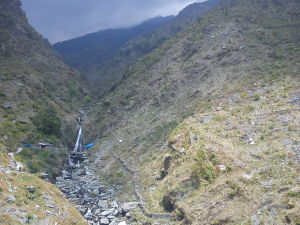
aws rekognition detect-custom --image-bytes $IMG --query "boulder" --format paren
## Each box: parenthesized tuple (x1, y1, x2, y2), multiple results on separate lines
(98, 200, 109, 209)
(26, 186, 36, 193)
(101, 209, 114, 216)
(2, 102, 12, 109)
(6, 195, 16, 203)
(121, 202, 139, 213)
(100, 218, 110, 225)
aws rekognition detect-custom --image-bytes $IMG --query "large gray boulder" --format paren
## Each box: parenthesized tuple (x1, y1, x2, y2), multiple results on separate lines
(121, 202, 139, 213)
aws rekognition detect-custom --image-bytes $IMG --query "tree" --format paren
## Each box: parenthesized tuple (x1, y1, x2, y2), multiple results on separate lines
(33, 105, 62, 137)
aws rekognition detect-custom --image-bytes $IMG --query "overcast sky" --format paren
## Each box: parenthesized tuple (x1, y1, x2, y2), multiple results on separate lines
(21, 0, 203, 44)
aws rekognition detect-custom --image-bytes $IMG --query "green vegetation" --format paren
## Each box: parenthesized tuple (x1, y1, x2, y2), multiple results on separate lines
(191, 149, 216, 185)
(33, 105, 62, 137)
(16, 147, 68, 178)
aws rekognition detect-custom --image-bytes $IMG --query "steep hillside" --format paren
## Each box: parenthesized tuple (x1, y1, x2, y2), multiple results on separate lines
(53, 16, 175, 74)
(85, 0, 300, 224)
(0, 146, 87, 225)
(55, 0, 220, 97)
(0, 0, 87, 177)
(0, 0, 88, 223)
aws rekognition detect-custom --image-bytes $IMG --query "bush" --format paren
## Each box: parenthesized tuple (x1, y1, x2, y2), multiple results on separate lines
(191, 149, 216, 186)
(33, 105, 62, 137)
(84, 95, 92, 103)
(16, 148, 68, 178)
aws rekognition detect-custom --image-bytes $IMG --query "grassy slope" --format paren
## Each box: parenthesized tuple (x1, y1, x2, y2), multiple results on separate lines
(0, 145, 87, 225)
(0, 1, 87, 223)
(0, 0, 86, 176)
(86, 0, 300, 223)
(141, 74, 300, 225)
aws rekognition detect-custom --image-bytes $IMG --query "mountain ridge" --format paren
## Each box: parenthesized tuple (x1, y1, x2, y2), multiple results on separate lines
(54, 0, 221, 96)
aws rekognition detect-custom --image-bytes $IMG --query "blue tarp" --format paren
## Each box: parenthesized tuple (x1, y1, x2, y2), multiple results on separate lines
(83, 143, 96, 149)
(23, 143, 31, 147)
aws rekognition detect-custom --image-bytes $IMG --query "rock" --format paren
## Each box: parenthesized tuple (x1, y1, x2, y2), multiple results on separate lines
(3, 135, 8, 140)
(46, 204, 55, 208)
(100, 218, 110, 225)
(101, 209, 114, 216)
(46, 210, 52, 215)
(234, 161, 247, 167)
(289, 187, 300, 194)
(121, 202, 139, 213)
(109, 221, 118, 225)
(118, 222, 127, 225)
(6, 195, 16, 203)
(98, 200, 109, 209)
(2, 102, 12, 109)
(243, 173, 253, 179)
(26, 186, 36, 193)
(200, 115, 213, 124)
(217, 164, 227, 171)
(179, 148, 185, 154)
(189, 132, 198, 144)
(289, 95, 300, 103)
(160, 154, 172, 179)
(91, 188, 100, 196)
(79, 169, 87, 176)
(125, 212, 131, 218)
(216, 106, 222, 111)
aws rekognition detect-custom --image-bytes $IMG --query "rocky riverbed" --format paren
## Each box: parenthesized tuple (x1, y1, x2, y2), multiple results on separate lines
(55, 158, 139, 225)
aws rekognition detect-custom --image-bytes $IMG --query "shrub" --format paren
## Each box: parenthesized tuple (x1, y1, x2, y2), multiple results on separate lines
(84, 95, 92, 103)
(191, 149, 216, 186)
(33, 105, 61, 137)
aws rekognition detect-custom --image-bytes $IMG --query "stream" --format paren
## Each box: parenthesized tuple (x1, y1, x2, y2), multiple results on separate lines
(55, 114, 139, 225)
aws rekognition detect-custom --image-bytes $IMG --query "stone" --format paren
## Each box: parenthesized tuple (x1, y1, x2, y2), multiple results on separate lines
(2, 102, 12, 109)
(216, 106, 222, 111)
(179, 148, 185, 154)
(118, 222, 127, 225)
(46, 204, 55, 208)
(125, 212, 131, 218)
(101, 209, 114, 216)
(121, 202, 139, 213)
(91, 189, 100, 196)
(3, 135, 8, 140)
(98, 200, 109, 209)
(109, 221, 118, 225)
(217, 164, 227, 171)
(189, 132, 198, 144)
(100, 218, 110, 225)
(26, 186, 36, 193)
(6, 195, 16, 203)
(243, 173, 253, 179)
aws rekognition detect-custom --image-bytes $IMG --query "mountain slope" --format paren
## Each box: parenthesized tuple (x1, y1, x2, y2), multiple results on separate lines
(85, 0, 300, 224)
(53, 16, 175, 73)
(55, 0, 220, 97)
(0, 0, 88, 223)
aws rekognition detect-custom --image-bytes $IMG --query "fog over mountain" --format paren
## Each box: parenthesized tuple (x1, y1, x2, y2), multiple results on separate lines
(21, 0, 204, 43)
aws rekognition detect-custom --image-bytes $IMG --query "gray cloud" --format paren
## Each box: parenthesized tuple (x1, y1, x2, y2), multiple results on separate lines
(21, 0, 203, 43)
